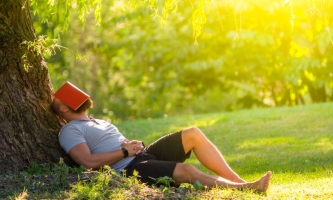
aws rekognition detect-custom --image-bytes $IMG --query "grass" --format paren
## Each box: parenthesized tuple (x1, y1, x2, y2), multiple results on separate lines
(1, 102, 333, 199)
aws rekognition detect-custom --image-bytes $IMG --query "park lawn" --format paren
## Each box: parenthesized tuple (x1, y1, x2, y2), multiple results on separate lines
(2, 102, 333, 199)
(117, 102, 333, 199)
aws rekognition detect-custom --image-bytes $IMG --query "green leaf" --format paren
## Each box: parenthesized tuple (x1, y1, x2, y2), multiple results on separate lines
(193, 180, 203, 190)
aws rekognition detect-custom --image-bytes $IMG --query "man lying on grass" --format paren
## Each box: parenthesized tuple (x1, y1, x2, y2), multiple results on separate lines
(52, 82, 272, 192)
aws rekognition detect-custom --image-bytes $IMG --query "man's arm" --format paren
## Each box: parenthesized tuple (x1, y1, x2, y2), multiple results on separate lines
(68, 141, 144, 169)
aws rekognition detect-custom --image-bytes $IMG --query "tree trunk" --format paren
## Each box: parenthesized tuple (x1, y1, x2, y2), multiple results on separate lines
(0, 0, 73, 174)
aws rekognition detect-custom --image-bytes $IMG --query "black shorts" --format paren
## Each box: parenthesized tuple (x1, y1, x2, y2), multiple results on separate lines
(124, 130, 191, 186)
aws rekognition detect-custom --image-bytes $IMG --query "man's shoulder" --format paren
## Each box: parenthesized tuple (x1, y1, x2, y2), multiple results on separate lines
(61, 121, 81, 130)
(59, 121, 85, 136)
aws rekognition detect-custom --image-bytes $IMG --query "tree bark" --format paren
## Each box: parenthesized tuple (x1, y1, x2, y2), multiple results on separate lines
(0, 0, 73, 174)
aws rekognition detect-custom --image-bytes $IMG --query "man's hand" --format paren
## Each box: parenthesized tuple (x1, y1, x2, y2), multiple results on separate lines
(122, 140, 145, 156)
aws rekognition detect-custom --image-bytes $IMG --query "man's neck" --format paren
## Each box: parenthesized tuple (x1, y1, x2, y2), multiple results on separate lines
(65, 112, 89, 123)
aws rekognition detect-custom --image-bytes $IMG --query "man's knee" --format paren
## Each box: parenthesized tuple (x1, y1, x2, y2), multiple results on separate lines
(182, 126, 206, 143)
(187, 126, 200, 132)
(173, 163, 200, 184)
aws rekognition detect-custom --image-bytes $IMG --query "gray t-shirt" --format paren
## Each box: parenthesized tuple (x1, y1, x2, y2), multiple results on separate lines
(58, 119, 135, 173)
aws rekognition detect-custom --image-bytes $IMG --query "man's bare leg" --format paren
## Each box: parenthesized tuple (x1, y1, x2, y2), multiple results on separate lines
(173, 163, 272, 192)
(181, 127, 246, 183)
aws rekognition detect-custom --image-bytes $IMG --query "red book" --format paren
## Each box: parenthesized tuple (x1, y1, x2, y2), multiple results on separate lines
(54, 82, 90, 110)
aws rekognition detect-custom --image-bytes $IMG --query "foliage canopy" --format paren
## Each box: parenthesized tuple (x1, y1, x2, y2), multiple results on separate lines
(29, 0, 333, 121)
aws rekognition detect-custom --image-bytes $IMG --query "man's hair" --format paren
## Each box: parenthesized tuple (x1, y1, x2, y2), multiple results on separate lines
(51, 99, 62, 115)
(70, 98, 94, 113)
(51, 98, 94, 114)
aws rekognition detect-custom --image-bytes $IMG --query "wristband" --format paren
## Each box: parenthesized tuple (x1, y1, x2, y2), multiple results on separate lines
(121, 147, 129, 158)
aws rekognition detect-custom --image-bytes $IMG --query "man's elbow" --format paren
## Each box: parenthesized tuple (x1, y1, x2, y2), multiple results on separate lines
(72, 157, 101, 170)
(81, 163, 95, 170)
(81, 161, 102, 170)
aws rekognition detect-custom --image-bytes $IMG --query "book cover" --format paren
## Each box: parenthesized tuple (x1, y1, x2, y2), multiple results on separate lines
(54, 81, 90, 110)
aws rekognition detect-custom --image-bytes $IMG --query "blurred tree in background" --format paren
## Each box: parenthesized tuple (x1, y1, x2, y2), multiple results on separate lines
(39, 0, 333, 121)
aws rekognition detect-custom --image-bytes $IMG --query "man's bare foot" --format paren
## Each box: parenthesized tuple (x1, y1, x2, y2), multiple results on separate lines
(245, 171, 272, 192)
(251, 171, 272, 192)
